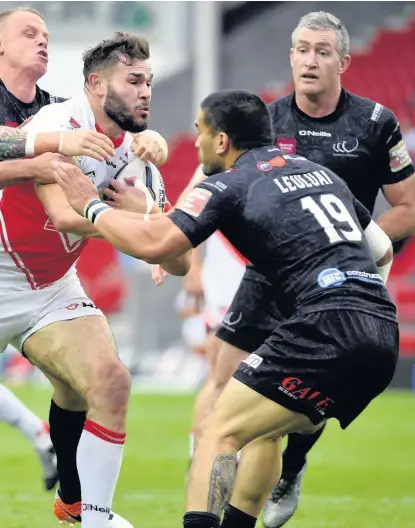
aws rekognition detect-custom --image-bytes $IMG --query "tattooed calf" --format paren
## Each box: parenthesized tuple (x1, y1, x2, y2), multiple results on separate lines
(207, 454, 237, 517)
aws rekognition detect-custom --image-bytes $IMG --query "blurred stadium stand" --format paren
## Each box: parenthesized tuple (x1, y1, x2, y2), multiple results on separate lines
(0, 1, 413, 389)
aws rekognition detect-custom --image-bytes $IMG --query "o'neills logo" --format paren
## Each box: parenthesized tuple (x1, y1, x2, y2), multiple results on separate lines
(83, 504, 111, 513)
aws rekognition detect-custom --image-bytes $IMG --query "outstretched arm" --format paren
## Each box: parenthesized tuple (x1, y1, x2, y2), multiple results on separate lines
(0, 126, 114, 161)
(53, 160, 192, 272)
(91, 208, 192, 263)
(54, 161, 229, 268)
(0, 126, 115, 188)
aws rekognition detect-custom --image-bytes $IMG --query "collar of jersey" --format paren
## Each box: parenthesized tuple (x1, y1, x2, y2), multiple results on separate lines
(291, 88, 348, 123)
(233, 146, 277, 169)
(95, 123, 125, 149)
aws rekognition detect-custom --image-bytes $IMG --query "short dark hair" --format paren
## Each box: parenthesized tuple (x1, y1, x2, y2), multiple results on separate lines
(0, 6, 44, 26)
(200, 90, 274, 150)
(83, 32, 150, 84)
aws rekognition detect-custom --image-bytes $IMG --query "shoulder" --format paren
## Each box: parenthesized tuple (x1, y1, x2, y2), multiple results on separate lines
(198, 168, 239, 190)
(23, 98, 79, 133)
(194, 168, 244, 205)
(31, 99, 71, 120)
(344, 91, 398, 133)
(36, 86, 67, 104)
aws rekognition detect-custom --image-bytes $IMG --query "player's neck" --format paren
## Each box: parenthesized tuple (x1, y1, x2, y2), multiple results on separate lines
(0, 66, 38, 103)
(295, 85, 342, 118)
(225, 149, 248, 169)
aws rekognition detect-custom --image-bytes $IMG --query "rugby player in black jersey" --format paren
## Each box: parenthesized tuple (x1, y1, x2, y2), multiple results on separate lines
(204, 12, 414, 528)
(52, 88, 399, 528)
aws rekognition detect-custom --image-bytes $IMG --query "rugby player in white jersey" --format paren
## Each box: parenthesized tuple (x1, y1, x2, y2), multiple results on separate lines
(0, 6, 169, 508)
(0, 31, 188, 527)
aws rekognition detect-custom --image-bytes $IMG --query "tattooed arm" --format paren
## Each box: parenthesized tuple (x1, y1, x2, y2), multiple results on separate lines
(0, 126, 28, 160)
(0, 127, 62, 188)
(0, 126, 112, 161)
(0, 125, 115, 189)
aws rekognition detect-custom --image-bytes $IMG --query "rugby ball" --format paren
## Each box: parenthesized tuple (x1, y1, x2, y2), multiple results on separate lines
(112, 157, 167, 212)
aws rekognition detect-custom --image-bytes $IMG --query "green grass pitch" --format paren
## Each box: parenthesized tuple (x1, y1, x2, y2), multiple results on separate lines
(0, 386, 414, 527)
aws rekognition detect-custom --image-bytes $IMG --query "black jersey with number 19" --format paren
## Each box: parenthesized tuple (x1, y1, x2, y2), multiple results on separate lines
(169, 146, 396, 321)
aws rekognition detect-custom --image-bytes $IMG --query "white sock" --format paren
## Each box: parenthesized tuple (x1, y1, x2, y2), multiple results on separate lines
(0, 383, 44, 442)
(77, 419, 125, 528)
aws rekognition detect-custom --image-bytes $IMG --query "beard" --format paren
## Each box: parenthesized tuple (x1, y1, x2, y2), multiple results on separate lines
(104, 86, 149, 133)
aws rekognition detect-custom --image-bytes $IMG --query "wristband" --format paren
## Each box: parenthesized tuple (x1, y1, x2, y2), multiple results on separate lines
(84, 199, 111, 224)
(25, 130, 36, 156)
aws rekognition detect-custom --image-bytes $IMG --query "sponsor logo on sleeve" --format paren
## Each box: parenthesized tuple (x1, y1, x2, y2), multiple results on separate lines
(389, 140, 412, 172)
(177, 188, 212, 217)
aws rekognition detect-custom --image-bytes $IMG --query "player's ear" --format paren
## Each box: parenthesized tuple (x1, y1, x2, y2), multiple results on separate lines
(87, 72, 106, 97)
(0, 38, 4, 56)
(339, 54, 351, 75)
(216, 132, 229, 155)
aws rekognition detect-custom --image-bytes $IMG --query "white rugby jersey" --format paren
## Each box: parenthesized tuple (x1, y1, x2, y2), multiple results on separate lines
(0, 92, 134, 289)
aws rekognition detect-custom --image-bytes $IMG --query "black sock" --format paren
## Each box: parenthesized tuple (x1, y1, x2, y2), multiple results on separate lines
(282, 423, 327, 477)
(49, 400, 86, 504)
(221, 504, 256, 528)
(183, 512, 220, 528)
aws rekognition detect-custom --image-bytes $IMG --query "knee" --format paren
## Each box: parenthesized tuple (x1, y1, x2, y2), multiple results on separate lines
(87, 360, 131, 415)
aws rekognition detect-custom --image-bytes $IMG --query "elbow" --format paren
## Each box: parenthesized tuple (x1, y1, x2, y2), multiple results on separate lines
(138, 245, 191, 274)
(144, 255, 161, 265)
(176, 255, 192, 276)
(178, 252, 193, 276)
(135, 243, 165, 264)
(161, 252, 192, 277)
